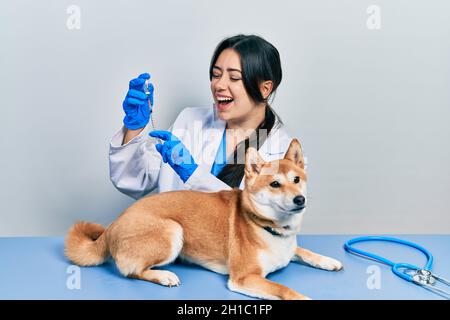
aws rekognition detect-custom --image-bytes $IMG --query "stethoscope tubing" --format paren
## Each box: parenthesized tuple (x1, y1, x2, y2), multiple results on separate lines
(344, 236, 434, 282)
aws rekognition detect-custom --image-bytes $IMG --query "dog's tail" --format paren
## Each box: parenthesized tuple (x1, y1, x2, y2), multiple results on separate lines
(64, 222, 109, 266)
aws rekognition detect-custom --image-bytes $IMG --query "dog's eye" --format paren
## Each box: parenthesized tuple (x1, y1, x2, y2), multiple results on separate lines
(270, 181, 281, 188)
(294, 176, 300, 183)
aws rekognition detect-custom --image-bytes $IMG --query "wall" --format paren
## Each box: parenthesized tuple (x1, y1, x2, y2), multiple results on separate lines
(0, 0, 449, 235)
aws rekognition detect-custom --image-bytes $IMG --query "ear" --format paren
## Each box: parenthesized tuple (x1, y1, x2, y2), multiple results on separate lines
(259, 80, 273, 100)
(284, 139, 305, 169)
(245, 147, 266, 178)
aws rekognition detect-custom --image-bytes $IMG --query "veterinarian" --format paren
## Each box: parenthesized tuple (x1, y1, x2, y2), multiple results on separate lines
(109, 34, 295, 199)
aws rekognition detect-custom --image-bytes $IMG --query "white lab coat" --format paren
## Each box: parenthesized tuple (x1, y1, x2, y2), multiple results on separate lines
(109, 106, 294, 199)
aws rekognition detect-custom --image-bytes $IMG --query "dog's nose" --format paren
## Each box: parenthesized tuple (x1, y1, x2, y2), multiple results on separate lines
(293, 195, 305, 206)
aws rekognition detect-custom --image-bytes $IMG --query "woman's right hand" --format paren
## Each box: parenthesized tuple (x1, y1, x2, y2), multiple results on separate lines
(122, 73, 154, 130)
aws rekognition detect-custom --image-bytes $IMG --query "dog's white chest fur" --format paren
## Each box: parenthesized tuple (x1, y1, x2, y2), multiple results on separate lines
(257, 230, 297, 277)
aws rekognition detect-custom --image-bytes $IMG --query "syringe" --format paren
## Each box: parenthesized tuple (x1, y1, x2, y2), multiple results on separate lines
(144, 79, 156, 130)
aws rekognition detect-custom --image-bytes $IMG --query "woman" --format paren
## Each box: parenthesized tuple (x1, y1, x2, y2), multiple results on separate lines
(109, 34, 294, 199)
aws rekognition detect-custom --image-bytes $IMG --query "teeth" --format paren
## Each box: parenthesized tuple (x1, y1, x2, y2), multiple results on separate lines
(218, 97, 233, 102)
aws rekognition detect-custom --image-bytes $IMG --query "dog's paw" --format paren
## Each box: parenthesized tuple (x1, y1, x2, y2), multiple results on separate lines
(319, 257, 343, 271)
(284, 292, 312, 300)
(156, 270, 181, 287)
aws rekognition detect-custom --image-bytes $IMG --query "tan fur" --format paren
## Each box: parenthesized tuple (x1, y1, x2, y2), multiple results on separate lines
(65, 222, 108, 266)
(65, 139, 343, 300)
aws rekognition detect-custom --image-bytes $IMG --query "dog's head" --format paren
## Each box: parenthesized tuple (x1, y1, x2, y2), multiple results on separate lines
(244, 138, 307, 222)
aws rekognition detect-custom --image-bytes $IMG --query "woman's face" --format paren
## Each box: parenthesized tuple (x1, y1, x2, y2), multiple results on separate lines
(210, 48, 262, 123)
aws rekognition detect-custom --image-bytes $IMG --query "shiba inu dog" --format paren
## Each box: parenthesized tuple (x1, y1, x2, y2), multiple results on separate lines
(65, 138, 343, 300)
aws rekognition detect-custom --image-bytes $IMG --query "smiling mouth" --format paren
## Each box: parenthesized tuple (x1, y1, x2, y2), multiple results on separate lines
(216, 99, 233, 110)
(274, 204, 305, 214)
(290, 206, 305, 213)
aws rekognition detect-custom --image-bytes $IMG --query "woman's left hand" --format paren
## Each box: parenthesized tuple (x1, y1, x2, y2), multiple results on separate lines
(149, 130, 198, 183)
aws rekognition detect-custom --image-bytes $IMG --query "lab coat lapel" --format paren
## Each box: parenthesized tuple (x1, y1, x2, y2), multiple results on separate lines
(258, 123, 291, 161)
(194, 106, 291, 183)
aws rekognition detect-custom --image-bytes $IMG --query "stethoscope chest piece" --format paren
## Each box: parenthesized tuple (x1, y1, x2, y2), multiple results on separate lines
(413, 269, 436, 285)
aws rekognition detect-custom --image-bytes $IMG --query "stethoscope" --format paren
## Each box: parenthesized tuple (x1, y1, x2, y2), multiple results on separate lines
(344, 236, 450, 299)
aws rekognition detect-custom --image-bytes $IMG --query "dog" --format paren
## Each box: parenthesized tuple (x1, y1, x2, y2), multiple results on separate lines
(65, 138, 343, 300)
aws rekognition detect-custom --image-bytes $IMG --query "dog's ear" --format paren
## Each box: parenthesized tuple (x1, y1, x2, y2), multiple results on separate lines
(245, 147, 266, 178)
(284, 139, 304, 169)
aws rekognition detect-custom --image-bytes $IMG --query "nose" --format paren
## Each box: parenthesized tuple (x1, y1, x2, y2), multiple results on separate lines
(214, 76, 228, 90)
(293, 195, 305, 207)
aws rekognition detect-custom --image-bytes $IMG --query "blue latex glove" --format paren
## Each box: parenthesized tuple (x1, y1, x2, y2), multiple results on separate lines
(122, 73, 154, 130)
(149, 130, 198, 183)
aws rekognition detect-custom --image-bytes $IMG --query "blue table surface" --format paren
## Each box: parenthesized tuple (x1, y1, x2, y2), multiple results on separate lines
(0, 235, 448, 300)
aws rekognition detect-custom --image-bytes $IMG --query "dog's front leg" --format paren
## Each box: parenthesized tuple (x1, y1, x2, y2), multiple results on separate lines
(228, 274, 311, 300)
(292, 247, 343, 271)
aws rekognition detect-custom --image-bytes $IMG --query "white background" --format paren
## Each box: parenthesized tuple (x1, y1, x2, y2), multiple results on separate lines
(0, 0, 449, 235)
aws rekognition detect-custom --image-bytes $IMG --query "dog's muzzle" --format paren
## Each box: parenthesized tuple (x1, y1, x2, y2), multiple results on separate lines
(290, 206, 305, 213)
(291, 195, 306, 213)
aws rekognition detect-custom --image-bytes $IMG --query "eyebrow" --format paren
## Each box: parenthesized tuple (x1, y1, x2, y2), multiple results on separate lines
(213, 66, 242, 73)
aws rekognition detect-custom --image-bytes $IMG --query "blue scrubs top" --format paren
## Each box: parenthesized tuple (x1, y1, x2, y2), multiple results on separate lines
(210, 128, 227, 177)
